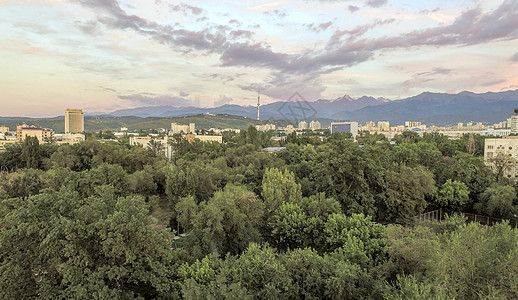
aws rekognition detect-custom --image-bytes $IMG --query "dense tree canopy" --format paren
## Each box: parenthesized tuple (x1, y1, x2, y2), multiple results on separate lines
(1, 130, 517, 299)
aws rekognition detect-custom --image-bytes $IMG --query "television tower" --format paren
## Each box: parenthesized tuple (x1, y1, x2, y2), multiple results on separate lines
(257, 89, 260, 121)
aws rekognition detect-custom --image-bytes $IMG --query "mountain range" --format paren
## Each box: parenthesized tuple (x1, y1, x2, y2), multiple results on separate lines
(105, 90, 518, 126)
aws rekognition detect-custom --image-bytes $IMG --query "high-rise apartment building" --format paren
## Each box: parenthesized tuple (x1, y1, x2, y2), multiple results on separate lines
(309, 120, 321, 130)
(171, 122, 195, 134)
(65, 109, 84, 133)
(377, 121, 390, 132)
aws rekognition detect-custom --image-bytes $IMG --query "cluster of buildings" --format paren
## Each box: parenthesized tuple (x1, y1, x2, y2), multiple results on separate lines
(129, 121, 224, 161)
(0, 109, 85, 151)
(5, 106, 518, 183)
(357, 118, 518, 139)
(256, 120, 322, 132)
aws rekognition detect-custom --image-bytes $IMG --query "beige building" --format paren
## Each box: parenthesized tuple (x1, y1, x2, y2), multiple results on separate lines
(377, 121, 390, 132)
(55, 133, 85, 144)
(171, 123, 195, 134)
(405, 121, 422, 129)
(484, 136, 518, 180)
(184, 134, 223, 143)
(65, 109, 84, 133)
(0, 138, 16, 151)
(309, 120, 321, 130)
(16, 124, 54, 142)
(0, 126, 9, 133)
(256, 124, 276, 131)
(130, 136, 168, 149)
(511, 114, 518, 134)
(298, 121, 308, 130)
(130, 134, 222, 161)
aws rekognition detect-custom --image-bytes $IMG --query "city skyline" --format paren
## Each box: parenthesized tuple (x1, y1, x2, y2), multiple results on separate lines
(1, 0, 517, 117)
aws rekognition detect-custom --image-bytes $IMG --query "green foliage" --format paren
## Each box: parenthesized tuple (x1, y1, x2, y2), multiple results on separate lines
(434, 152, 494, 203)
(313, 139, 384, 216)
(187, 185, 264, 257)
(281, 247, 373, 300)
(273, 203, 308, 251)
(21, 136, 41, 169)
(475, 184, 518, 219)
(1, 123, 516, 299)
(0, 168, 44, 200)
(175, 195, 198, 233)
(262, 168, 302, 215)
(391, 141, 442, 169)
(435, 179, 470, 209)
(383, 224, 438, 279)
(226, 243, 291, 299)
(324, 213, 386, 267)
(429, 222, 518, 299)
(127, 167, 158, 197)
(376, 165, 435, 224)
(83, 163, 129, 197)
(165, 159, 220, 206)
(0, 142, 23, 171)
(383, 275, 448, 300)
(0, 190, 175, 299)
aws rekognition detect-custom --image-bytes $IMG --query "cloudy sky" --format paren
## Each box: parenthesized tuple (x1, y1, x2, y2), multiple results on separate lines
(1, 0, 517, 117)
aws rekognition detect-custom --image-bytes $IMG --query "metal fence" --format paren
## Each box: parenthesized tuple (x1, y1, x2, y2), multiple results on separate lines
(415, 209, 442, 223)
(415, 208, 518, 228)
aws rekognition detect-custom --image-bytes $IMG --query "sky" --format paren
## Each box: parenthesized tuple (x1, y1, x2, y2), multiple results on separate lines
(1, 0, 517, 117)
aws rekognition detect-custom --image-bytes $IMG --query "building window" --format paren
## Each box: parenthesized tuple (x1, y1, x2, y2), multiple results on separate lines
(487, 145, 494, 149)
(487, 152, 493, 157)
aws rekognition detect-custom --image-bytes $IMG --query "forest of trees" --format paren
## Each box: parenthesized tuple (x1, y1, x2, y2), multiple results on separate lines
(1, 129, 518, 299)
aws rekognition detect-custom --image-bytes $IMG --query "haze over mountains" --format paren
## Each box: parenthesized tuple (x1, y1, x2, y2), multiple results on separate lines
(105, 90, 518, 126)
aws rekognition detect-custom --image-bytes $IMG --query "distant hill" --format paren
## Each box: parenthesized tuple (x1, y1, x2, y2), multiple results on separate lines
(0, 116, 65, 132)
(0, 114, 281, 133)
(332, 91, 518, 125)
(0, 116, 147, 133)
(106, 94, 388, 121)
(127, 114, 266, 131)
(104, 90, 518, 126)
(2, 90, 517, 130)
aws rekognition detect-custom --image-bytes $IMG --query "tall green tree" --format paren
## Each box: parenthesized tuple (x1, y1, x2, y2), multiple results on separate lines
(376, 165, 435, 224)
(21, 136, 40, 169)
(261, 168, 302, 216)
(475, 184, 518, 219)
(435, 179, 470, 210)
(323, 213, 386, 267)
(313, 139, 384, 216)
(188, 185, 264, 257)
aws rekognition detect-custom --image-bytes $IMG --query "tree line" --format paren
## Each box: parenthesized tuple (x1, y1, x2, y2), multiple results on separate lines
(0, 129, 517, 299)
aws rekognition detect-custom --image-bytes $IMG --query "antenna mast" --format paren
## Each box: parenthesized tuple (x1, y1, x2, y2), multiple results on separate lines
(257, 88, 260, 121)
